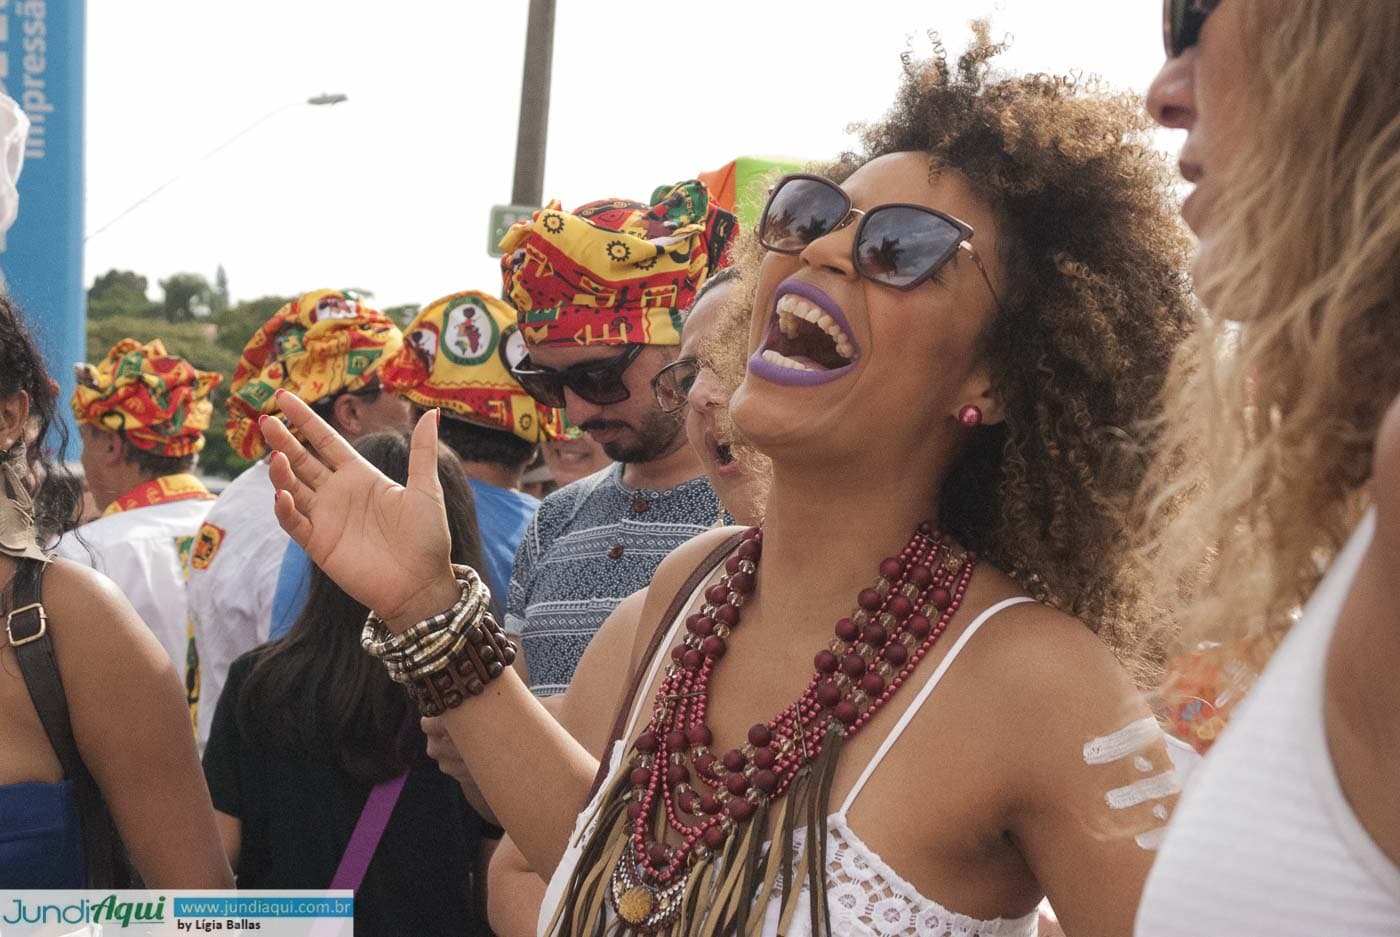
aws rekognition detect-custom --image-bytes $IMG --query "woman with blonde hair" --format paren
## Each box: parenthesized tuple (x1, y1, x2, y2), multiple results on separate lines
(264, 28, 1194, 935)
(1137, 1, 1400, 933)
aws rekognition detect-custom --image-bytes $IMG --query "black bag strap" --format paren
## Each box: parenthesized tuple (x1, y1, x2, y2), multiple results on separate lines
(584, 531, 745, 802)
(7, 556, 120, 887)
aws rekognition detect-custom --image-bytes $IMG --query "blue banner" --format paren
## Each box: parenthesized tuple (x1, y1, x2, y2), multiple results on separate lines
(0, 0, 84, 453)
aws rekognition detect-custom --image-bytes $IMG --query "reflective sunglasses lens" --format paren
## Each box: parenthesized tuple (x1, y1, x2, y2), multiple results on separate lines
(856, 206, 963, 289)
(761, 178, 849, 252)
(654, 361, 699, 412)
(655, 383, 686, 412)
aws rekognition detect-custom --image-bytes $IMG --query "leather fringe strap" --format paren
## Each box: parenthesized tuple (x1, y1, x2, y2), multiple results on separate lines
(547, 719, 848, 936)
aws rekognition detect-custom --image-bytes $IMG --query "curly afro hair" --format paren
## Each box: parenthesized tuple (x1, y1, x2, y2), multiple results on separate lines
(829, 25, 1195, 665)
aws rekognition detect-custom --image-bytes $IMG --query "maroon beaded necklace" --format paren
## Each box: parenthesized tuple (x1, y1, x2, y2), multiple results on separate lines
(605, 521, 976, 929)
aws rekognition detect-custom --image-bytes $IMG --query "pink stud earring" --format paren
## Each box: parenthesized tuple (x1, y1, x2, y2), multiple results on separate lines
(957, 405, 982, 427)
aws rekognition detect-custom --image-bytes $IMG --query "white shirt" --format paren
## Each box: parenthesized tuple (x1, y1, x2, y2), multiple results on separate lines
(1137, 509, 1400, 936)
(54, 493, 214, 673)
(187, 460, 289, 749)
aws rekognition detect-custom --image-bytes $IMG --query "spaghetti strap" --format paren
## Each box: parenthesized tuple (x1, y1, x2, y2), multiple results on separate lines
(838, 596, 1037, 815)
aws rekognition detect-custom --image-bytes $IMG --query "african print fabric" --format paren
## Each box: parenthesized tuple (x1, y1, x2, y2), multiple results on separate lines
(101, 472, 215, 516)
(379, 290, 562, 443)
(72, 339, 221, 457)
(500, 180, 737, 349)
(225, 290, 402, 459)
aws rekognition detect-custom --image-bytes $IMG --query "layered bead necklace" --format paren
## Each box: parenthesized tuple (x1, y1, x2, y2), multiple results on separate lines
(570, 521, 976, 934)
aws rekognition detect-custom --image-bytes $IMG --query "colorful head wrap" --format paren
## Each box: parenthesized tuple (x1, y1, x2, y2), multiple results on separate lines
(225, 289, 403, 459)
(379, 291, 562, 444)
(499, 179, 737, 349)
(71, 339, 222, 458)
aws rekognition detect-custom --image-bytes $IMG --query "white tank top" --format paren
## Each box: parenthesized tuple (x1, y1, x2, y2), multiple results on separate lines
(1136, 509, 1400, 935)
(540, 577, 1040, 937)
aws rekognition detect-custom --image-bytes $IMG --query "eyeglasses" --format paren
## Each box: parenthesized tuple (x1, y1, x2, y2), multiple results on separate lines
(510, 344, 643, 408)
(1163, 0, 1221, 57)
(758, 173, 1002, 310)
(650, 357, 702, 413)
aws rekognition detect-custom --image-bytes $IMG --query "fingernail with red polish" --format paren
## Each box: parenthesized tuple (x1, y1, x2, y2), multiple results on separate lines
(435, 408, 441, 427)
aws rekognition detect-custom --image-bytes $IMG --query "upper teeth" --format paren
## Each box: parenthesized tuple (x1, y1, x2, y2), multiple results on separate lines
(776, 295, 855, 360)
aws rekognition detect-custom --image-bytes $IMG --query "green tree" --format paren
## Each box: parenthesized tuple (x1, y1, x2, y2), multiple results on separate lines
(88, 269, 159, 321)
(212, 295, 294, 355)
(159, 273, 213, 323)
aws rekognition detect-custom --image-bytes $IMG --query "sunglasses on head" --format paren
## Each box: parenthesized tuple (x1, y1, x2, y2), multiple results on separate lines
(510, 343, 643, 409)
(650, 356, 702, 414)
(1163, 0, 1221, 57)
(758, 173, 1002, 310)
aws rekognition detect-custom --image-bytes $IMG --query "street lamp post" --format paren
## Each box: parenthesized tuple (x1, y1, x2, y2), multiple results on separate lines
(84, 93, 348, 242)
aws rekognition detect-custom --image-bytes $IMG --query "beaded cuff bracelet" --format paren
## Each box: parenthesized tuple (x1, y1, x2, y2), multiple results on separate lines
(361, 564, 518, 715)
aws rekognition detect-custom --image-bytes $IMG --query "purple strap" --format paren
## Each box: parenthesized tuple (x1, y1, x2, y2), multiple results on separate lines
(331, 772, 408, 892)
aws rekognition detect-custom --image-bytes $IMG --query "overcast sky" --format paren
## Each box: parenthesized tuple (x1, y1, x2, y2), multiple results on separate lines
(83, 1, 1179, 309)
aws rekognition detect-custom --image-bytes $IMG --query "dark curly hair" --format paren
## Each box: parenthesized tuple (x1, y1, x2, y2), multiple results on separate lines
(762, 26, 1195, 667)
(0, 295, 82, 542)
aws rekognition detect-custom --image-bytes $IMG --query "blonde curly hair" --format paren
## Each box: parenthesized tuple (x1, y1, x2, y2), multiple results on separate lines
(1138, 2, 1400, 654)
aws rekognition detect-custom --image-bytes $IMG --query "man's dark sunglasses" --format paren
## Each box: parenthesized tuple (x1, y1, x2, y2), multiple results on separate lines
(510, 344, 643, 408)
(1163, 0, 1221, 57)
(758, 173, 1001, 310)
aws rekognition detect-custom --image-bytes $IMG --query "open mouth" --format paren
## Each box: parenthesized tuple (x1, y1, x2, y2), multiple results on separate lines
(749, 280, 859, 386)
(714, 440, 735, 466)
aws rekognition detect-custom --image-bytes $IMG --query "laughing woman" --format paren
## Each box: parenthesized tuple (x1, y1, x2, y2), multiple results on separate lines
(262, 30, 1191, 936)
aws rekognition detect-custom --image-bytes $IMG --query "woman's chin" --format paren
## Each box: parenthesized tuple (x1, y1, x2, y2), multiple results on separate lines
(728, 379, 797, 453)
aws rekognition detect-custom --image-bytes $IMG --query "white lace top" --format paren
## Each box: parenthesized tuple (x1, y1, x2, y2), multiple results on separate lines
(540, 582, 1041, 937)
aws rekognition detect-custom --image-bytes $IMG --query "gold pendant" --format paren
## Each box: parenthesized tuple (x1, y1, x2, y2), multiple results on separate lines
(607, 842, 687, 932)
(615, 885, 655, 924)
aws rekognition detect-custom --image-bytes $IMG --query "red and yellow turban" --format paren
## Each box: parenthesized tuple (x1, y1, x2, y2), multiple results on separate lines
(379, 291, 562, 444)
(499, 179, 737, 349)
(226, 289, 403, 459)
(72, 339, 222, 458)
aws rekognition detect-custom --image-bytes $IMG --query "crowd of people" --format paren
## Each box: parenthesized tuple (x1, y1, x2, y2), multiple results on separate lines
(1, 2, 1397, 935)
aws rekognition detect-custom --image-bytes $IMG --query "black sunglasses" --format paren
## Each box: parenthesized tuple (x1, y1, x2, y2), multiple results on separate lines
(510, 344, 643, 408)
(650, 357, 702, 414)
(1163, 0, 1221, 57)
(758, 173, 1002, 310)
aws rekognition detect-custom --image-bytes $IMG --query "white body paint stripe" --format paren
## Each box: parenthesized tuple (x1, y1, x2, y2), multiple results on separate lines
(1083, 716, 1163, 765)
(1135, 827, 1170, 850)
(1105, 772, 1182, 810)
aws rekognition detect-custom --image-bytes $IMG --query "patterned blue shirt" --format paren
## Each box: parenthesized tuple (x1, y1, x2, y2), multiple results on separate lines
(506, 463, 721, 697)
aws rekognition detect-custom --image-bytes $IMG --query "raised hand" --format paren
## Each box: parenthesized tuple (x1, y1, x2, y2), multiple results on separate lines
(263, 391, 460, 631)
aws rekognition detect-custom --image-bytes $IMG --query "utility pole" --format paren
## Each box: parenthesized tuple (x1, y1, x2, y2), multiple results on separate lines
(511, 0, 556, 207)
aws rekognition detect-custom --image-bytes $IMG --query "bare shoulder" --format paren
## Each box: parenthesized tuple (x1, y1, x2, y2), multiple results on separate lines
(41, 559, 169, 672)
(950, 585, 1155, 782)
